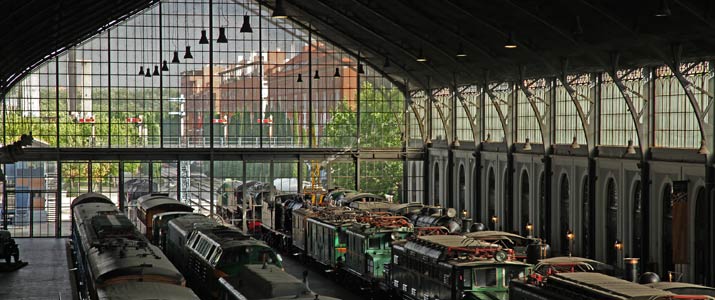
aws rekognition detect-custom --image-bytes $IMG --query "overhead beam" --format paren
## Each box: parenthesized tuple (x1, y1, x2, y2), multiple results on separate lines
(304, 0, 453, 85)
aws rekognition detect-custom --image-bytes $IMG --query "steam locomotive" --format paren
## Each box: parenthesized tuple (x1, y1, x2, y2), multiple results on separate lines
(70, 193, 199, 300)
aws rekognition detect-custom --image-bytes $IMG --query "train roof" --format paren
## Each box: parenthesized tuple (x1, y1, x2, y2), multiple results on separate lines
(415, 235, 500, 249)
(168, 214, 217, 237)
(195, 226, 269, 251)
(71, 192, 114, 209)
(139, 196, 193, 213)
(552, 272, 676, 299)
(88, 241, 184, 285)
(341, 192, 385, 202)
(97, 282, 200, 300)
(236, 264, 307, 298)
(645, 282, 715, 296)
(464, 231, 530, 242)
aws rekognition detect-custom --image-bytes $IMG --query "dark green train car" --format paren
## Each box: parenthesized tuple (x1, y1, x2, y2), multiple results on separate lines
(306, 216, 354, 267)
(345, 216, 413, 282)
(390, 235, 531, 300)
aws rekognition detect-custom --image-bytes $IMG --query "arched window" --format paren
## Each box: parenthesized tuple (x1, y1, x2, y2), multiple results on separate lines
(560, 174, 570, 255)
(606, 178, 618, 265)
(488, 167, 496, 228)
(582, 176, 592, 258)
(433, 162, 440, 206)
(538, 172, 549, 241)
(521, 170, 530, 236)
(458, 165, 466, 211)
(662, 183, 674, 274)
(632, 181, 643, 263)
(694, 187, 711, 285)
(504, 170, 513, 232)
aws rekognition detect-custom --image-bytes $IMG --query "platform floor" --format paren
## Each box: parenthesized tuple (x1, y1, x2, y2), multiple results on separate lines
(0, 238, 73, 300)
(281, 254, 365, 300)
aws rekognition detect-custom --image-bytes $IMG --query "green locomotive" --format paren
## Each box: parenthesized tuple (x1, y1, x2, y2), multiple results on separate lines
(344, 215, 413, 285)
(390, 234, 532, 300)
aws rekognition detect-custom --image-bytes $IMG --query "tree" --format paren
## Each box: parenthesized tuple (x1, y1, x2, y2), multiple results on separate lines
(322, 82, 405, 200)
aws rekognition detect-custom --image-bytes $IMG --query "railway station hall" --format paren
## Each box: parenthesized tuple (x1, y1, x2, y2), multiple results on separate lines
(1, 0, 715, 299)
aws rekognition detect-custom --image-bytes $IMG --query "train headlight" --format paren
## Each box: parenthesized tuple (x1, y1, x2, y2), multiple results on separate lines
(391, 232, 400, 241)
(277, 254, 283, 262)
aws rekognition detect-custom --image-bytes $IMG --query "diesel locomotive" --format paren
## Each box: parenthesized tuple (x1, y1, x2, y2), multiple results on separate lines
(70, 192, 199, 300)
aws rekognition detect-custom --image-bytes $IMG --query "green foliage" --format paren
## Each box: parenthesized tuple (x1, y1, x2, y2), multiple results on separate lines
(322, 82, 405, 199)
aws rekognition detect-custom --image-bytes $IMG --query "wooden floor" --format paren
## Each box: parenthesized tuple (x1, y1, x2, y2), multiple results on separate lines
(0, 238, 73, 300)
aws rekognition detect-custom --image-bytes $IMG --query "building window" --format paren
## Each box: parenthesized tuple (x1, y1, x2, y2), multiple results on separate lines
(555, 74, 590, 145)
(484, 83, 509, 143)
(433, 162, 440, 205)
(654, 62, 708, 148)
(456, 85, 479, 142)
(600, 70, 643, 146)
(516, 79, 547, 143)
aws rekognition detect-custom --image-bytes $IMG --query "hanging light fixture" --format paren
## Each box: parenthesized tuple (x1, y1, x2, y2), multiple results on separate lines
(145, 67, 152, 78)
(333, 67, 341, 77)
(216, 1, 228, 43)
(272, 0, 288, 19)
(240, 15, 253, 33)
(153, 66, 161, 76)
(217, 27, 228, 43)
(162, 60, 169, 72)
(504, 32, 517, 49)
(199, 30, 209, 44)
(456, 42, 467, 57)
(296, 73, 303, 82)
(655, 0, 671, 17)
(313, 70, 320, 79)
(183, 4, 193, 59)
(170, 3, 180, 63)
(184, 46, 193, 59)
(138, 16, 146, 76)
(416, 47, 427, 62)
(357, 63, 365, 74)
(199, 2, 209, 44)
(570, 136, 580, 149)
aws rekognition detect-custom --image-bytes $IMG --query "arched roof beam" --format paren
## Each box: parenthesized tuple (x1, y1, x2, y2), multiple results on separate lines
(452, 85, 482, 144)
(503, 0, 580, 47)
(366, 0, 499, 65)
(266, 0, 419, 91)
(484, 79, 511, 145)
(393, 0, 500, 62)
(304, 0, 454, 86)
(428, 89, 453, 142)
(515, 66, 548, 144)
(442, 0, 561, 81)
(558, 58, 593, 147)
(667, 44, 710, 149)
(607, 54, 645, 153)
(571, 0, 639, 38)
